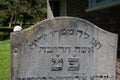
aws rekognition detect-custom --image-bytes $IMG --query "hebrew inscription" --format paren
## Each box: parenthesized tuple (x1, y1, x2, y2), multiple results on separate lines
(10, 17, 118, 80)
(28, 29, 102, 50)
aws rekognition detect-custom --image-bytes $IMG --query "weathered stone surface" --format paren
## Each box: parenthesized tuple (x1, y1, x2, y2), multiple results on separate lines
(10, 17, 118, 80)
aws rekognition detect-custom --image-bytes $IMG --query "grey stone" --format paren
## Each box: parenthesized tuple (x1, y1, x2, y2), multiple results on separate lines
(10, 17, 118, 80)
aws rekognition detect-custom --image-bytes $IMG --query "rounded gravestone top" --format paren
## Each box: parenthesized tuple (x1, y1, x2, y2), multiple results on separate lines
(10, 17, 118, 80)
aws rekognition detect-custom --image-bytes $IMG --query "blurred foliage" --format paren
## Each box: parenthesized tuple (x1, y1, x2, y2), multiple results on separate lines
(0, 0, 47, 28)
(0, 32, 9, 40)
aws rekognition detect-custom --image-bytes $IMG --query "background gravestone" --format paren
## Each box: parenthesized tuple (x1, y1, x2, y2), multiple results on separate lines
(10, 17, 118, 80)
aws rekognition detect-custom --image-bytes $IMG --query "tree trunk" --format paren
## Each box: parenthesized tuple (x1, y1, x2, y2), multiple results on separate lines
(9, 14, 14, 28)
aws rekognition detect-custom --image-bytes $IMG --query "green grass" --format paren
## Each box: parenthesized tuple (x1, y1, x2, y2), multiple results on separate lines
(0, 40, 10, 80)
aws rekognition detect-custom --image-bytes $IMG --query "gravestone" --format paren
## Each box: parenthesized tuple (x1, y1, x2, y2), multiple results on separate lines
(10, 17, 118, 80)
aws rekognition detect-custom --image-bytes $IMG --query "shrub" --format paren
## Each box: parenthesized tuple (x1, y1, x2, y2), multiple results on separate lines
(0, 32, 10, 40)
